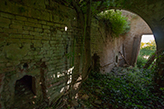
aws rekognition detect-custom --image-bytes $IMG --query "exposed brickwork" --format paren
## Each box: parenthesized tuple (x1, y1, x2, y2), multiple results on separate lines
(0, 0, 83, 108)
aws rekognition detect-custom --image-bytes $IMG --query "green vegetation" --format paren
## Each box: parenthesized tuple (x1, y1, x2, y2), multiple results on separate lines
(81, 67, 164, 108)
(137, 40, 156, 68)
(97, 10, 130, 37)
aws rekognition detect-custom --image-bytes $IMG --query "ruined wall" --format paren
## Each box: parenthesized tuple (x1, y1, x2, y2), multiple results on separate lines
(91, 19, 125, 73)
(122, 10, 152, 66)
(0, 0, 83, 108)
(91, 10, 152, 73)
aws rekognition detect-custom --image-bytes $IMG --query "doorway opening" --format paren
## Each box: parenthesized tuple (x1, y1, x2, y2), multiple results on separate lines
(137, 34, 156, 68)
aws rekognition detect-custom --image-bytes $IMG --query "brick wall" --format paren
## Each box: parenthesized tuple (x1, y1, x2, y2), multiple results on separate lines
(0, 0, 83, 108)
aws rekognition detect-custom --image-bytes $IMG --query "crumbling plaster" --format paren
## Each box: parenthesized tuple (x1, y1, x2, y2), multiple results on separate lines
(0, 0, 164, 108)
(91, 10, 152, 73)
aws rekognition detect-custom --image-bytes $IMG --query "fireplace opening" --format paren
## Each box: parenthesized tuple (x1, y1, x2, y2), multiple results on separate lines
(14, 75, 37, 108)
(15, 75, 36, 95)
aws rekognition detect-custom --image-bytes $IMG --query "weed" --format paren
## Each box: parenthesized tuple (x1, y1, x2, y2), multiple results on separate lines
(81, 67, 164, 108)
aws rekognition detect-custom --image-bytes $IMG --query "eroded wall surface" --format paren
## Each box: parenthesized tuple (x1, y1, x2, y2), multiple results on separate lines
(91, 19, 126, 73)
(91, 10, 152, 73)
(122, 10, 152, 66)
(0, 0, 83, 108)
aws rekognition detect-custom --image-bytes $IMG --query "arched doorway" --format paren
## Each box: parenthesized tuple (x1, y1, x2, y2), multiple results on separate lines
(91, 9, 154, 73)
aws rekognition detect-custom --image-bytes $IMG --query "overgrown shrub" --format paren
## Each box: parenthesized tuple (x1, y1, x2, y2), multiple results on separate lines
(97, 10, 130, 37)
(82, 67, 164, 108)
(137, 40, 156, 68)
(137, 56, 147, 68)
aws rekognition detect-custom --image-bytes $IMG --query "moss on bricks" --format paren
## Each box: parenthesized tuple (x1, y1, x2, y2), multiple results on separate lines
(0, 17, 11, 28)
(15, 16, 27, 21)
(0, 13, 15, 19)
(9, 34, 22, 39)
(22, 35, 33, 39)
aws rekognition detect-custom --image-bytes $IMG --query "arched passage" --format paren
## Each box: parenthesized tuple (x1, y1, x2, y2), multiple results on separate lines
(91, 9, 154, 73)
(93, 0, 164, 55)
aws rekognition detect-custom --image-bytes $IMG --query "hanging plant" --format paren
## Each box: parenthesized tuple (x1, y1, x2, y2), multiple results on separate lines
(97, 10, 130, 37)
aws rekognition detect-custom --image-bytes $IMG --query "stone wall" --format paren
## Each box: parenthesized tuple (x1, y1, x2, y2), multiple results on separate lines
(91, 19, 125, 73)
(122, 10, 152, 66)
(91, 10, 152, 73)
(0, 0, 83, 108)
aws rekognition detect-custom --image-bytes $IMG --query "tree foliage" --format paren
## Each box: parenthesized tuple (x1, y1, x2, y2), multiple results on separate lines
(140, 40, 156, 57)
(137, 40, 156, 68)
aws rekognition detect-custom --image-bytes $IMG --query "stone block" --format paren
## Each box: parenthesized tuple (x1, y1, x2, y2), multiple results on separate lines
(10, 20, 24, 29)
(42, 36, 50, 40)
(32, 40, 42, 47)
(3, 28, 17, 34)
(10, 24, 22, 29)
(42, 40, 49, 44)
(42, 25, 50, 29)
(23, 35, 33, 39)
(9, 34, 22, 39)
(15, 16, 27, 21)
(23, 26, 33, 31)
(20, 39, 31, 43)
(38, 20, 46, 25)
(28, 18, 38, 23)
(34, 35, 42, 40)
(0, 17, 11, 28)
(44, 29, 51, 33)
(17, 30, 29, 35)
(50, 41, 57, 45)
(40, 32, 48, 36)
(0, 12, 15, 19)
(34, 28, 43, 32)
(30, 31, 40, 36)
(47, 22, 54, 26)
(6, 39, 21, 44)
(25, 22, 41, 28)
(12, 20, 24, 25)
